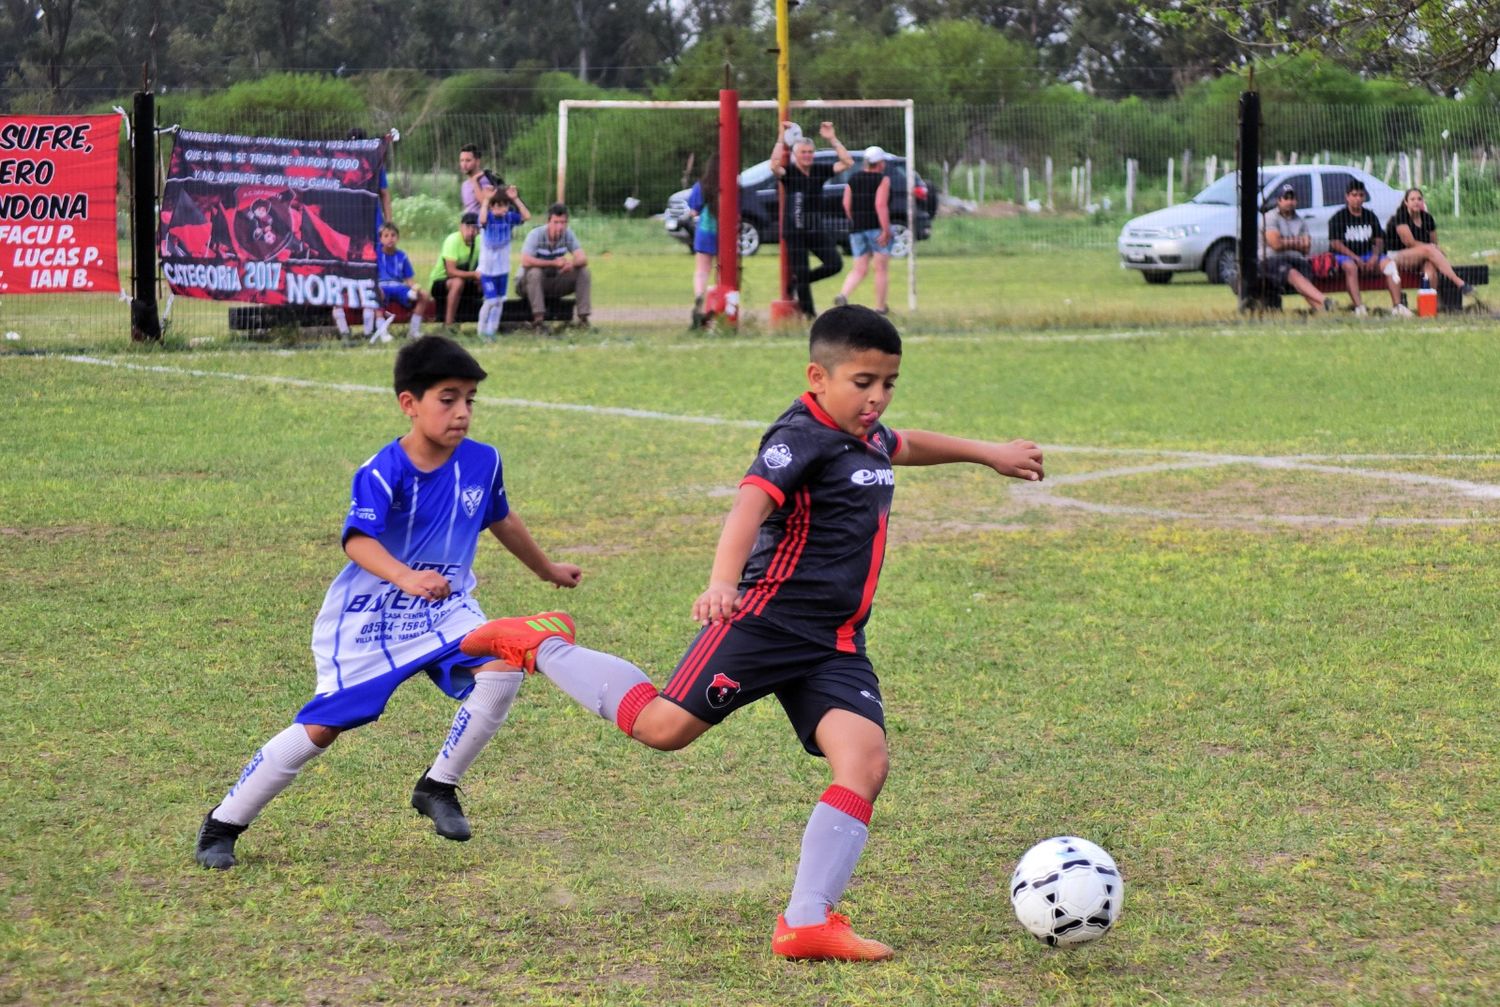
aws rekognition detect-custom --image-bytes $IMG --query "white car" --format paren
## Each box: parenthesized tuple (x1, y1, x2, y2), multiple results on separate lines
(1118, 165, 1403, 284)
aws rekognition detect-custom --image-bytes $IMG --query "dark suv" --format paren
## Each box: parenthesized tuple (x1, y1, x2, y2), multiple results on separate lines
(663, 149, 937, 257)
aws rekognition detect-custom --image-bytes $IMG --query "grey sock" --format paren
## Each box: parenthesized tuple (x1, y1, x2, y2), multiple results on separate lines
(535, 638, 651, 722)
(783, 800, 870, 927)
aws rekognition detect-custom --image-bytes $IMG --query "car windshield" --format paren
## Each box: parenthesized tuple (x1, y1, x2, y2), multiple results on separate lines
(1190, 172, 1265, 206)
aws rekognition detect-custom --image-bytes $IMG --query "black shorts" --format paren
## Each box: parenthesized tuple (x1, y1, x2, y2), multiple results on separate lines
(1263, 252, 1310, 289)
(658, 614, 885, 757)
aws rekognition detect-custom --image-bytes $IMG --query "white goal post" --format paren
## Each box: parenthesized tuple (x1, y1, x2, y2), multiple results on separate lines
(557, 98, 919, 311)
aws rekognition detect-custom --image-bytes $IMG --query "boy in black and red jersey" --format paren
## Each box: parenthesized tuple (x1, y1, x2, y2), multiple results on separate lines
(460, 305, 1044, 961)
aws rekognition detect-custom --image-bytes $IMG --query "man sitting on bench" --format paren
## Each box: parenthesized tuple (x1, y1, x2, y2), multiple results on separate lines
(1329, 179, 1410, 317)
(519, 203, 591, 330)
(1261, 183, 1329, 313)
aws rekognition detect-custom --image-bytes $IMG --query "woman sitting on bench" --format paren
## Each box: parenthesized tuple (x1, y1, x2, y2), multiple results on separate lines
(1384, 188, 1478, 301)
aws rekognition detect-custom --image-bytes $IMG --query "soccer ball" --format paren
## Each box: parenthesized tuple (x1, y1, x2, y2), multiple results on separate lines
(1010, 836, 1123, 947)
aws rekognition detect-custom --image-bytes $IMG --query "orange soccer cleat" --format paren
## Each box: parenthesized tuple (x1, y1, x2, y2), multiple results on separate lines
(459, 612, 575, 672)
(771, 910, 894, 962)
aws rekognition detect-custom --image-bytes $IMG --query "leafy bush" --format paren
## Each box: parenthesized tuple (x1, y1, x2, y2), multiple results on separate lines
(391, 194, 458, 240)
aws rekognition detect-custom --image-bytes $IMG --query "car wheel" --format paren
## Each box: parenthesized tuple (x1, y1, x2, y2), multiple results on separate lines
(738, 220, 761, 257)
(1142, 270, 1173, 284)
(887, 224, 912, 258)
(1204, 241, 1237, 285)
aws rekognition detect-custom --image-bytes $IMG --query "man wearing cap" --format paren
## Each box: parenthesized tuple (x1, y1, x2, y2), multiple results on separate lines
(1261, 183, 1329, 313)
(833, 145, 894, 314)
(428, 211, 482, 331)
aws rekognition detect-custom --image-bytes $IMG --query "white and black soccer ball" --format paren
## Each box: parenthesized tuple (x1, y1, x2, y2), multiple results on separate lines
(1010, 836, 1123, 947)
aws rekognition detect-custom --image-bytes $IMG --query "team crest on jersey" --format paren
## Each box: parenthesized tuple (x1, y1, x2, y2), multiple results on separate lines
(461, 485, 485, 518)
(705, 672, 742, 708)
(762, 443, 793, 469)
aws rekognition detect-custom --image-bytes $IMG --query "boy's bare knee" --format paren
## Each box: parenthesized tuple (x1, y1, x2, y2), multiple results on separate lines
(303, 724, 340, 748)
(628, 701, 709, 751)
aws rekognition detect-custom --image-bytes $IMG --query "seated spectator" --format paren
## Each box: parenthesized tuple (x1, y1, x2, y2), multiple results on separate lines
(428, 212, 482, 333)
(518, 203, 591, 329)
(1384, 187, 1479, 303)
(373, 222, 432, 341)
(1329, 179, 1409, 317)
(1260, 183, 1329, 312)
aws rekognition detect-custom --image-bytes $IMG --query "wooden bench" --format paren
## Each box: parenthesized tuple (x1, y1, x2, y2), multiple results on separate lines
(1258, 263, 1488, 312)
(227, 291, 573, 337)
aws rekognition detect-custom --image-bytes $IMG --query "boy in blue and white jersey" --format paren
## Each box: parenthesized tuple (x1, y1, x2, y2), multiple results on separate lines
(194, 336, 581, 870)
(373, 222, 435, 341)
(476, 186, 530, 340)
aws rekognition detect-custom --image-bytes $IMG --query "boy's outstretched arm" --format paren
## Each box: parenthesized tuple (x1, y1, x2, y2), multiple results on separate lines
(488, 512, 583, 588)
(892, 430, 1044, 482)
(345, 532, 454, 601)
(693, 484, 776, 625)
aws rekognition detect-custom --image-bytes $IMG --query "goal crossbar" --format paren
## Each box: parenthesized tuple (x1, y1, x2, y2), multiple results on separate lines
(557, 98, 918, 311)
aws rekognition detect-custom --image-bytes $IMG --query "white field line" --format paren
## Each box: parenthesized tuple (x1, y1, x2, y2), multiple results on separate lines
(49, 354, 1500, 522)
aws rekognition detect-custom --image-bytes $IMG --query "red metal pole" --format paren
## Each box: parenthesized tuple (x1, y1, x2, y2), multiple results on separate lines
(716, 88, 740, 326)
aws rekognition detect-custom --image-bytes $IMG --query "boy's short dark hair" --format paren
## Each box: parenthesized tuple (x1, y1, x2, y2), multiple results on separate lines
(380, 222, 399, 236)
(1346, 179, 1368, 195)
(461, 143, 481, 158)
(809, 305, 902, 368)
(547, 202, 569, 219)
(394, 335, 488, 398)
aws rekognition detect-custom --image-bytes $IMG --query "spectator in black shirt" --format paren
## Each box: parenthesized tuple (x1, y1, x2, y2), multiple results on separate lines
(772, 121, 853, 318)
(1385, 187, 1477, 300)
(834, 146, 893, 314)
(1328, 179, 1408, 316)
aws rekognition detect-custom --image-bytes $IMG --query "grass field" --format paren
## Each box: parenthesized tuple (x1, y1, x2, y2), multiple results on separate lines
(3, 281, 1499, 1003)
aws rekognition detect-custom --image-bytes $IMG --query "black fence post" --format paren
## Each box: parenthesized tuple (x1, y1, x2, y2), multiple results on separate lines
(1237, 90, 1261, 312)
(130, 90, 161, 341)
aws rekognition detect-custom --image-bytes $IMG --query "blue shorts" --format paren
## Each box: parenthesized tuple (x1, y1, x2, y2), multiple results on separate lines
(693, 228, 718, 256)
(1335, 251, 1382, 268)
(380, 282, 418, 308)
(659, 613, 885, 757)
(850, 228, 890, 258)
(295, 638, 488, 730)
(481, 273, 510, 301)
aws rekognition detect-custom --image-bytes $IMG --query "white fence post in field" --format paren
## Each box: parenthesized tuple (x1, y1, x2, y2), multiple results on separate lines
(1045, 156, 1054, 210)
(1023, 165, 1030, 205)
(1364, 156, 1373, 174)
(979, 159, 987, 203)
(1399, 153, 1411, 188)
(1384, 157, 1396, 184)
(1453, 152, 1460, 217)
(1125, 158, 1137, 213)
(1166, 157, 1174, 205)
(1415, 148, 1423, 187)
(1290, 150, 1298, 163)
(966, 164, 974, 200)
(1085, 157, 1093, 206)
(1070, 165, 1079, 204)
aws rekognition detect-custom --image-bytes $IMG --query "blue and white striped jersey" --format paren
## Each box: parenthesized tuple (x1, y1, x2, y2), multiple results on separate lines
(310, 437, 510, 692)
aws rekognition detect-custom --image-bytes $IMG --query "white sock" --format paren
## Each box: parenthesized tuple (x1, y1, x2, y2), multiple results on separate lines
(426, 671, 523, 785)
(361, 307, 376, 335)
(214, 724, 327, 826)
(408, 313, 423, 338)
(331, 307, 350, 335)
(479, 298, 501, 336)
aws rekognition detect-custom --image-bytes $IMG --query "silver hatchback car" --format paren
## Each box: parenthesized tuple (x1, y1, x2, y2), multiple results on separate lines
(1118, 165, 1402, 284)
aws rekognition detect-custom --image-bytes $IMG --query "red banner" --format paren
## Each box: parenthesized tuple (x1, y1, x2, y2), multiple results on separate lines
(158, 130, 383, 307)
(0, 115, 120, 295)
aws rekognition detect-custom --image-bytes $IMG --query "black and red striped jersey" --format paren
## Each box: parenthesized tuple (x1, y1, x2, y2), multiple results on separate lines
(737, 393, 904, 654)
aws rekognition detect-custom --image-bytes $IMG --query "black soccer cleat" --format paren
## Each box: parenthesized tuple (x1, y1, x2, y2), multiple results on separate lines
(411, 773, 472, 841)
(194, 810, 248, 870)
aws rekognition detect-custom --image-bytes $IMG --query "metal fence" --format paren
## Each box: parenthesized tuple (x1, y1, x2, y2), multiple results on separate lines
(4, 100, 1498, 345)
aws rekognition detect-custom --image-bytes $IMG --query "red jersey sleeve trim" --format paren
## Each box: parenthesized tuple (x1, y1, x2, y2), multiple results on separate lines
(740, 474, 786, 508)
(799, 391, 843, 432)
